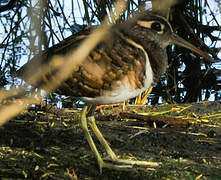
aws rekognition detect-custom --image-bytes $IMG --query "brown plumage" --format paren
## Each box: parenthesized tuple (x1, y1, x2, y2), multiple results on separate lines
(17, 11, 213, 171)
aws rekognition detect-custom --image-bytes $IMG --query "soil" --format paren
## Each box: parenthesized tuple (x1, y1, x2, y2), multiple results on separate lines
(0, 101, 221, 179)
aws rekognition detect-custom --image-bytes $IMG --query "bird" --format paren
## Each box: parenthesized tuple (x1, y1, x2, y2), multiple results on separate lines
(17, 10, 213, 171)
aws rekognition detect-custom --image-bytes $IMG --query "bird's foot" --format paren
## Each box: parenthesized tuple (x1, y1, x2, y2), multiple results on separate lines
(99, 156, 160, 172)
(110, 158, 160, 167)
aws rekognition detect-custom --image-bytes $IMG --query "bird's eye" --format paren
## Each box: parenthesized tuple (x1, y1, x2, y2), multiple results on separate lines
(137, 20, 164, 34)
(151, 22, 162, 32)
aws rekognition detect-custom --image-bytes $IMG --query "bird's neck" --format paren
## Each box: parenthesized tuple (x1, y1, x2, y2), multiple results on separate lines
(144, 42, 168, 83)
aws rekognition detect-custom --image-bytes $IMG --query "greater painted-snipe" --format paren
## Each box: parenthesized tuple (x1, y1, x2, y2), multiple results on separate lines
(17, 10, 213, 171)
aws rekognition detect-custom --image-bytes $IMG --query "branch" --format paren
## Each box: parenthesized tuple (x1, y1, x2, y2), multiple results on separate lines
(0, 0, 17, 13)
(119, 112, 191, 126)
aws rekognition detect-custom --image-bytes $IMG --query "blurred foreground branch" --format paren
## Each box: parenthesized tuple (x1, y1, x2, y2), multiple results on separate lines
(0, 0, 127, 126)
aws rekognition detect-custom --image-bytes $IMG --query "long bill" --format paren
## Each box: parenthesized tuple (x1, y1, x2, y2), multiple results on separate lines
(170, 33, 214, 63)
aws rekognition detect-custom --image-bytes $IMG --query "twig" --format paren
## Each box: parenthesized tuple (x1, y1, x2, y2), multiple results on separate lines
(119, 112, 192, 126)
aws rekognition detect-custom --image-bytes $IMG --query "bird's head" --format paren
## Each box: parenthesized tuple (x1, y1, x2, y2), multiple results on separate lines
(117, 11, 213, 63)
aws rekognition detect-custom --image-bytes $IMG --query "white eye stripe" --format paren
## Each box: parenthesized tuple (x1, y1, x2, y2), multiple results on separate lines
(137, 20, 153, 28)
(137, 20, 165, 34)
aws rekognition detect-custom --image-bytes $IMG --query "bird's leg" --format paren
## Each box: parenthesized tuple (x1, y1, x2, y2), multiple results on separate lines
(87, 105, 118, 160)
(80, 106, 132, 172)
(80, 106, 103, 164)
(87, 105, 160, 168)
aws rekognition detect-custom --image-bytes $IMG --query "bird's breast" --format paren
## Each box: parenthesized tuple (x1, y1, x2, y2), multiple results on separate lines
(78, 38, 154, 105)
(81, 60, 153, 104)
